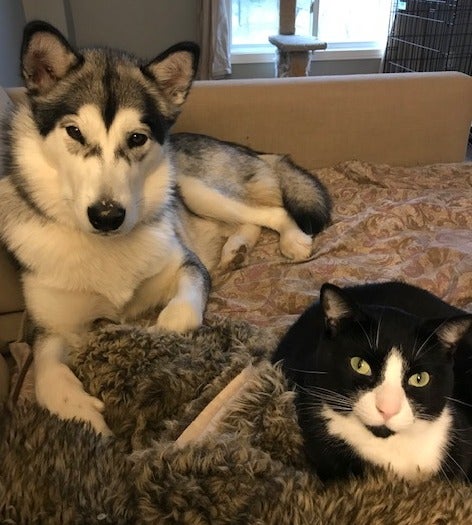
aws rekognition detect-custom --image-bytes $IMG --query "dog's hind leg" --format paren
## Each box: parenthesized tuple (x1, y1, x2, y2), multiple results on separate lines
(218, 224, 262, 270)
(179, 176, 312, 260)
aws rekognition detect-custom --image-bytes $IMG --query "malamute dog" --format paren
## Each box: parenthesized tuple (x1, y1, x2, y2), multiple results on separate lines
(0, 21, 331, 434)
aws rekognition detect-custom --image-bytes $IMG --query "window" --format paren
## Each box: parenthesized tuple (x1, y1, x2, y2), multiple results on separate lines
(232, 0, 393, 61)
(232, 0, 312, 47)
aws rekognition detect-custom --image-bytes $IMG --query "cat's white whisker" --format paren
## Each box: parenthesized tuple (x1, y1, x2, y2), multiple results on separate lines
(445, 396, 472, 409)
(449, 428, 472, 448)
(443, 449, 469, 481)
(307, 385, 353, 402)
(438, 463, 454, 489)
(413, 321, 446, 359)
(411, 330, 420, 359)
(375, 308, 385, 350)
(296, 384, 353, 409)
(297, 403, 351, 414)
(356, 319, 374, 353)
(314, 400, 352, 411)
(287, 367, 327, 375)
(302, 391, 352, 408)
(416, 413, 435, 422)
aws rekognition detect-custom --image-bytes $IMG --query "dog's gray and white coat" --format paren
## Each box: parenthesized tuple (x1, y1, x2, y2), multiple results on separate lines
(0, 21, 331, 434)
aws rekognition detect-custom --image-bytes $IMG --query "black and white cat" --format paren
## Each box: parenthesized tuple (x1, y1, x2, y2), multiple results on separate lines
(273, 281, 472, 483)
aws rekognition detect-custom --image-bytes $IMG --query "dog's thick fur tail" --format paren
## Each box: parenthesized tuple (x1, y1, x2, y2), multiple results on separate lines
(264, 155, 332, 235)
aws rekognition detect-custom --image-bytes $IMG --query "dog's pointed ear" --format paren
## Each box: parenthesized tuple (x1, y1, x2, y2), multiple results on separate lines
(142, 42, 200, 121)
(21, 20, 82, 95)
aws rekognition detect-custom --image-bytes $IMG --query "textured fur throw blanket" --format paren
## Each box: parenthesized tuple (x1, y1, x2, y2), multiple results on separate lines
(2, 319, 472, 524)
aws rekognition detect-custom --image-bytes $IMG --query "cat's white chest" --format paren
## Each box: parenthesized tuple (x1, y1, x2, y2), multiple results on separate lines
(323, 406, 452, 479)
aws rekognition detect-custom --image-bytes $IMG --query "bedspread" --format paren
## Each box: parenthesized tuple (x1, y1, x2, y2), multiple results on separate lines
(208, 160, 472, 332)
(4, 160, 472, 524)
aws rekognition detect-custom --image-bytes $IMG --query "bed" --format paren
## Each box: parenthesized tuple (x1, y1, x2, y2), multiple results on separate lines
(1, 73, 472, 523)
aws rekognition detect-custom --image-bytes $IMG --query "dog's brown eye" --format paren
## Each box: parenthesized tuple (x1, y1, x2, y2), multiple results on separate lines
(128, 133, 148, 149)
(66, 125, 84, 144)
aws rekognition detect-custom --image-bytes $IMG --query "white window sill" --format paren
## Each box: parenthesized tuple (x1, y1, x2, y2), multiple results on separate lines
(231, 44, 385, 64)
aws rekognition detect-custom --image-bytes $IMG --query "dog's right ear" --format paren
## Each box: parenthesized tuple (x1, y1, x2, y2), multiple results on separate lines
(21, 20, 82, 95)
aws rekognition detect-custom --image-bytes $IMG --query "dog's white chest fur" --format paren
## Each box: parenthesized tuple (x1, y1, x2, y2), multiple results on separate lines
(9, 213, 177, 309)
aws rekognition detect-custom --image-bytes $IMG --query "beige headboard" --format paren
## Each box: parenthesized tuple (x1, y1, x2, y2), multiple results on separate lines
(173, 71, 472, 170)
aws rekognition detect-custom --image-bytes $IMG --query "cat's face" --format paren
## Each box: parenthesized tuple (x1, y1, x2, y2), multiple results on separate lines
(315, 284, 470, 438)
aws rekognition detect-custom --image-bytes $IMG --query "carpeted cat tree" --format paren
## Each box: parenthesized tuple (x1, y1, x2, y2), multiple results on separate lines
(268, 0, 326, 77)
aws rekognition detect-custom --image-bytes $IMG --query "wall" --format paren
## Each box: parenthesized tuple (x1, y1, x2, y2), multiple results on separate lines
(22, 0, 68, 33)
(22, 0, 198, 59)
(9, 0, 381, 83)
(0, 0, 25, 87)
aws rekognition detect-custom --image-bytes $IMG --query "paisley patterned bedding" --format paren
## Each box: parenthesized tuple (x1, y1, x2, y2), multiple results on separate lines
(207, 160, 472, 334)
(4, 161, 472, 525)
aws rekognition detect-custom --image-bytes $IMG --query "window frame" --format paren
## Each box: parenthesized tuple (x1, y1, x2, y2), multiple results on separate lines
(231, 0, 391, 64)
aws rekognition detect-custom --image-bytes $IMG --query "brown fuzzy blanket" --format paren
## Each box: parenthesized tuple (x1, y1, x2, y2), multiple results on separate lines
(2, 160, 472, 523)
(2, 319, 472, 525)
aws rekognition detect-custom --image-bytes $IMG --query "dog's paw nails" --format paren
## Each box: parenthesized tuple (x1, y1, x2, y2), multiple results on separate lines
(155, 300, 202, 332)
(91, 397, 105, 412)
(93, 418, 113, 437)
(83, 402, 113, 436)
(280, 229, 313, 260)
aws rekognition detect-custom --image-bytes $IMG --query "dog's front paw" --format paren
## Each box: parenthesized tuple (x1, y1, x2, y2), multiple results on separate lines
(280, 228, 313, 260)
(154, 298, 203, 332)
(35, 362, 112, 436)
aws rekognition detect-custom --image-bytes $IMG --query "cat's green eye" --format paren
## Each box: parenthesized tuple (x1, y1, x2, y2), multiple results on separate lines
(350, 357, 372, 376)
(408, 371, 430, 388)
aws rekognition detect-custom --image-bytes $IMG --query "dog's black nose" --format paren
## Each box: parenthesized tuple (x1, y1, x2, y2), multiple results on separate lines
(87, 200, 126, 232)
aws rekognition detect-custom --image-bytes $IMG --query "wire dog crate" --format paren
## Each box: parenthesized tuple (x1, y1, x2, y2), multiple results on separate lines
(382, 0, 472, 75)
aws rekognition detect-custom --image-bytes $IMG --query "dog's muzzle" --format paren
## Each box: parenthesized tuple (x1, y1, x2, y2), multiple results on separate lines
(87, 200, 126, 232)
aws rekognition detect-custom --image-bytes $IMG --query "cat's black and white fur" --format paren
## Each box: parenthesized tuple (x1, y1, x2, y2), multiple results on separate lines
(273, 281, 472, 483)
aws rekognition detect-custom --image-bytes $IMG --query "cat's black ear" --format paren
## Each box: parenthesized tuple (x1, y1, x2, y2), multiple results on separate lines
(434, 315, 472, 353)
(320, 283, 357, 334)
(21, 20, 82, 95)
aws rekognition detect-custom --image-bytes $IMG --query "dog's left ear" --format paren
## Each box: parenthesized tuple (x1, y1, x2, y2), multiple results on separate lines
(142, 42, 200, 121)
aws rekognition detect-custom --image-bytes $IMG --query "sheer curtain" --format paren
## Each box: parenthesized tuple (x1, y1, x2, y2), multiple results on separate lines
(197, 0, 232, 80)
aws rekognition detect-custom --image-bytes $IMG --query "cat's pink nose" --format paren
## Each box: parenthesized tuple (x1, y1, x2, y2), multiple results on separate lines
(375, 387, 402, 421)
(376, 403, 400, 421)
